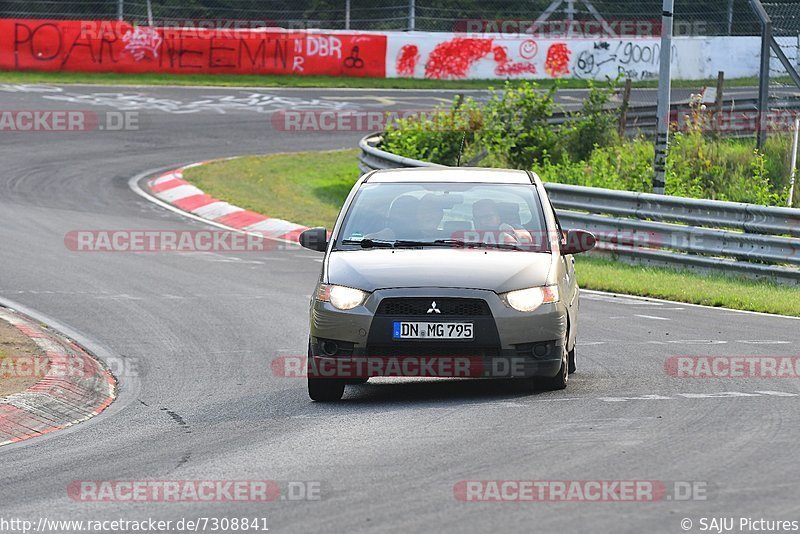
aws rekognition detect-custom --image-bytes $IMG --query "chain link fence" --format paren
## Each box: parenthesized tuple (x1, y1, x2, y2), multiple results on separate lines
(0, 0, 790, 35)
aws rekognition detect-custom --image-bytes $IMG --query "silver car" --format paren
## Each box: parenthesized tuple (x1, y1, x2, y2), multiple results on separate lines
(299, 168, 596, 401)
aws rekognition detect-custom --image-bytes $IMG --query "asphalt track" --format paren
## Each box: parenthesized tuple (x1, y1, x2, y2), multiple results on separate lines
(0, 84, 799, 533)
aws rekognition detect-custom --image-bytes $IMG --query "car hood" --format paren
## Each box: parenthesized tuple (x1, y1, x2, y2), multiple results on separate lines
(326, 249, 554, 293)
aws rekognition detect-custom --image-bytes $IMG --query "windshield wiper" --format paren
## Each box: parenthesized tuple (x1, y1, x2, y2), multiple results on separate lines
(341, 238, 528, 251)
(392, 240, 455, 248)
(432, 239, 526, 251)
(340, 239, 395, 248)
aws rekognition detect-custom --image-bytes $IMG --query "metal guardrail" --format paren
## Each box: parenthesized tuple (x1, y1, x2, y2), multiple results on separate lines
(359, 133, 800, 284)
(542, 97, 800, 137)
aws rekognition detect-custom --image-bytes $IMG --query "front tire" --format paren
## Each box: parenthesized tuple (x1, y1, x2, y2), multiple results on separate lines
(307, 340, 345, 401)
(534, 346, 568, 391)
(568, 345, 576, 374)
(308, 377, 345, 401)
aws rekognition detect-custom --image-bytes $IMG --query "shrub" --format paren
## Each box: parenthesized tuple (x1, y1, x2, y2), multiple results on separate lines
(537, 138, 654, 192)
(559, 78, 621, 162)
(380, 80, 792, 207)
(381, 98, 483, 166)
(665, 133, 787, 205)
(476, 81, 561, 169)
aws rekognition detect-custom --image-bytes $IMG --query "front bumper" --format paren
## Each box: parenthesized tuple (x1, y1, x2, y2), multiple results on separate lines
(309, 288, 566, 378)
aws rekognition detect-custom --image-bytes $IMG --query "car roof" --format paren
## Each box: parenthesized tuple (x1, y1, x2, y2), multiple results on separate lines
(365, 167, 534, 184)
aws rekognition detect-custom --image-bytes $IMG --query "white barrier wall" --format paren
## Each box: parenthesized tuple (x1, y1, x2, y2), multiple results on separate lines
(385, 33, 766, 81)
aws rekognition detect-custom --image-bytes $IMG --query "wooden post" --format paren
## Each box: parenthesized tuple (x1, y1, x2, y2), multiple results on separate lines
(618, 78, 632, 138)
(714, 71, 725, 135)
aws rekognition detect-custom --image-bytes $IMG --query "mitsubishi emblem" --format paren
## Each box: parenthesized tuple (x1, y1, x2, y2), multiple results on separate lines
(427, 301, 441, 314)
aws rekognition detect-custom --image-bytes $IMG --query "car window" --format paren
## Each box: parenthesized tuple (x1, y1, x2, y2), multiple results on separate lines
(335, 182, 549, 251)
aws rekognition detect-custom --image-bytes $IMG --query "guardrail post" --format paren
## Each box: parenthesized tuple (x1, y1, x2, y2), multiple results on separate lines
(652, 0, 674, 195)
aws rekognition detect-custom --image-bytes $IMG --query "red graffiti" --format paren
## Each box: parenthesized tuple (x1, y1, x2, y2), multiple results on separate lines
(396, 44, 419, 77)
(495, 61, 537, 76)
(492, 45, 536, 76)
(423, 38, 534, 79)
(1, 19, 387, 78)
(424, 38, 493, 79)
(545, 43, 571, 77)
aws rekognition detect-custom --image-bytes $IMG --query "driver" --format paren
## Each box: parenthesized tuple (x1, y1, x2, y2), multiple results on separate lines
(472, 199, 519, 244)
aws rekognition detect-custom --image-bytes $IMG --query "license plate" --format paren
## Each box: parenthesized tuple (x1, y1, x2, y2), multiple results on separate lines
(392, 322, 473, 340)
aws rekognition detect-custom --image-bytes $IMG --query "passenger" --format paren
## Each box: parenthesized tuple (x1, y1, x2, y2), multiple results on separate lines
(365, 195, 418, 241)
(415, 194, 445, 239)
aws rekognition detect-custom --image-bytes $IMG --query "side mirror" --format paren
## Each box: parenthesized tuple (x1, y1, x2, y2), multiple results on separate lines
(561, 229, 596, 255)
(299, 227, 328, 252)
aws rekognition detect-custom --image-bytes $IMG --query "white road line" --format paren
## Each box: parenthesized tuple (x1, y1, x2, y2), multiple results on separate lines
(663, 340, 727, 345)
(599, 395, 673, 402)
(678, 392, 761, 398)
(634, 314, 671, 321)
(755, 391, 799, 397)
(737, 340, 792, 345)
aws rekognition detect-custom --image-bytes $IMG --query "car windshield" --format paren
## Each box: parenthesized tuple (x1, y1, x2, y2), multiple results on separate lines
(335, 182, 550, 252)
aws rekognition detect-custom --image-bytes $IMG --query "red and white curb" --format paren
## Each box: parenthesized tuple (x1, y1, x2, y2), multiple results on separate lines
(143, 162, 309, 244)
(0, 307, 116, 446)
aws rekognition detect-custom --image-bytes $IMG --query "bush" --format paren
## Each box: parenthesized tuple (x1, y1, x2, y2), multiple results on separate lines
(559, 78, 621, 162)
(666, 133, 787, 205)
(380, 80, 793, 207)
(538, 139, 654, 192)
(476, 81, 560, 169)
(381, 99, 483, 166)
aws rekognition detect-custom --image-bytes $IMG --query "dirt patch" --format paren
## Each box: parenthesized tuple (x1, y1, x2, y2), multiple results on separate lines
(0, 318, 48, 397)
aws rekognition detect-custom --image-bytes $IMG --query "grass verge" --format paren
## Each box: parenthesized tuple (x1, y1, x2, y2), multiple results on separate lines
(183, 149, 360, 228)
(182, 149, 800, 316)
(0, 70, 779, 90)
(575, 257, 800, 317)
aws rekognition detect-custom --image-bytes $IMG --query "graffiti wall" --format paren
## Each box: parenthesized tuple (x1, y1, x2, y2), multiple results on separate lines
(386, 33, 764, 81)
(0, 20, 769, 81)
(0, 20, 386, 77)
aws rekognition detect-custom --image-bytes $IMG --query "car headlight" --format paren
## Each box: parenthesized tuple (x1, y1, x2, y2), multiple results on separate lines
(317, 284, 368, 310)
(501, 286, 560, 312)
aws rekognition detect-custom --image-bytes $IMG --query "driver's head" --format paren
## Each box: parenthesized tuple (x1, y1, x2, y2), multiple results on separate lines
(472, 199, 501, 229)
(417, 194, 444, 235)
